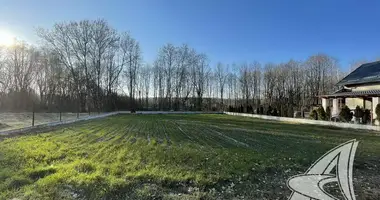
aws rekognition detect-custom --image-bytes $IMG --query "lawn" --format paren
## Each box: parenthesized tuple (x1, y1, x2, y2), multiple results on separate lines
(0, 114, 379, 199)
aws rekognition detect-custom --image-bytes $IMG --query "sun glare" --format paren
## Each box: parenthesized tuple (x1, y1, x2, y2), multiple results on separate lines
(0, 30, 15, 47)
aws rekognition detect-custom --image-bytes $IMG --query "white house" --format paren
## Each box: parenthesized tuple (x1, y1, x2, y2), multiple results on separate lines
(320, 61, 380, 123)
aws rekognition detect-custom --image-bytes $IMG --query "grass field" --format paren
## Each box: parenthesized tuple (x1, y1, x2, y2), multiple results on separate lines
(0, 114, 379, 199)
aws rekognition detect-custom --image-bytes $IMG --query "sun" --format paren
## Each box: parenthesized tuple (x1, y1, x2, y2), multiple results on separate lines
(0, 30, 15, 47)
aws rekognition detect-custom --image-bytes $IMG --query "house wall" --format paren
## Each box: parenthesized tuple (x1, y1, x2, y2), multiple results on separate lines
(344, 83, 379, 110)
(345, 98, 372, 110)
(350, 84, 380, 91)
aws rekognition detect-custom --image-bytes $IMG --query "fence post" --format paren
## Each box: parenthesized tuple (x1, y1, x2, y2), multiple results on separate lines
(59, 96, 62, 122)
(77, 100, 79, 119)
(32, 103, 35, 127)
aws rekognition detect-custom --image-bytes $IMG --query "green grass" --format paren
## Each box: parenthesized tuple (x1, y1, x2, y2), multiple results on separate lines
(0, 114, 379, 199)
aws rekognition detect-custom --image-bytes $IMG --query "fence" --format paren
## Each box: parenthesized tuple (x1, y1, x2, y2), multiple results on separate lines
(0, 112, 120, 136)
(0, 111, 224, 136)
(224, 112, 380, 131)
(3, 111, 378, 136)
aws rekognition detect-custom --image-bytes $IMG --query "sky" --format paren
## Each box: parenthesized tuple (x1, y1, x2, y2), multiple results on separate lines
(1, 0, 380, 70)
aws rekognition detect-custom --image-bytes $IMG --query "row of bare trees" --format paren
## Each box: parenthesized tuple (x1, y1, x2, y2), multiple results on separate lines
(0, 19, 142, 112)
(0, 19, 348, 116)
(135, 50, 344, 116)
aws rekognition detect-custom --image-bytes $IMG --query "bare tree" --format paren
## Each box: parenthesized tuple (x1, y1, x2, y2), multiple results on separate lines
(192, 53, 209, 110)
(91, 19, 119, 112)
(0, 19, 350, 115)
(239, 63, 251, 112)
(121, 32, 141, 110)
(141, 64, 152, 108)
(215, 62, 228, 110)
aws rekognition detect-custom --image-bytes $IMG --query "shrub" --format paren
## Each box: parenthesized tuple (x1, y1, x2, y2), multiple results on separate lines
(354, 106, 364, 123)
(247, 105, 253, 113)
(339, 106, 353, 122)
(363, 109, 371, 124)
(317, 106, 327, 120)
(259, 106, 264, 114)
(326, 106, 331, 120)
(266, 106, 273, 115)
(272, 108, 278, 116)
(294, 111, 302, 118)
(376, 104, 380, 121)
(309, 109, 318, 120)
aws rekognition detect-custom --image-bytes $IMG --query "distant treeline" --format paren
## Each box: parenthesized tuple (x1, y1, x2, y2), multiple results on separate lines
(0, 19, 361, 115)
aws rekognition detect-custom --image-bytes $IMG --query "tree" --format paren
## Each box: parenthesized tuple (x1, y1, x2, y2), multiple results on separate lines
(310, 109, 318, 120)
(376, 104, 380, 122)
(121, 32, 141, 110)
(141, 64, 152, 109)
(259, 106, 264, 114)
(266, 105, 273, 115)
(104, 49, 124, 111)
(215, 62, 227, 110)
(305, 54, 340, 105)
(0, 19, 354, 114)
(325, 106, 331, 120)
(354, 105, 364, 123)
(91, 19, 119, 112)
(155, 44, 176, 110)
(272, 108, 278, 116)
(193, 53, 209, 111)
(239, 63, 251, 112)
(317, 106, 327, 120)
(363, 109, 371, 124)
(339, 106, 353, 122)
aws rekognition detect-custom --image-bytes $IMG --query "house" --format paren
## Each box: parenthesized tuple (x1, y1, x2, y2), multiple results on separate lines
(320, 61, 380, 123)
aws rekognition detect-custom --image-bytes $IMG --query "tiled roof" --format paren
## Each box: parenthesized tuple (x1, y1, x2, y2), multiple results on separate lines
(320, 89, 380, 98)
(337, 61, 380, 86)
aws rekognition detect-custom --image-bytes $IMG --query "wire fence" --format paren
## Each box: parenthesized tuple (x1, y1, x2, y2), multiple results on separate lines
(0, 112, 106, 132)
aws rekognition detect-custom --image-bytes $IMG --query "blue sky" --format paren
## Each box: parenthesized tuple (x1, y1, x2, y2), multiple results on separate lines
(1, 0, 380, 69)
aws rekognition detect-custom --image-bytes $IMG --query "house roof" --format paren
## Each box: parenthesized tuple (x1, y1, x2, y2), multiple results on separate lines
(337, 61, 380, 86)
(320, 88, 380, 98)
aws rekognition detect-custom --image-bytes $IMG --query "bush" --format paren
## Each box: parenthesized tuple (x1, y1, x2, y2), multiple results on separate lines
(317, 106, 327, 120)
(294, 111, 302, 118)
(363, 109, 371, 124)
(259, 106, 264, 114)
(272, 108, 278, 116)
(339, 106, 353, 122)
(326, 106, 331, 120)
(266, 106, 273, 115)
(309, 109, 318, 120)
(376, 104, 380, 122)
(239, 105, 244, 113)
(354, 106, 364, 123)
